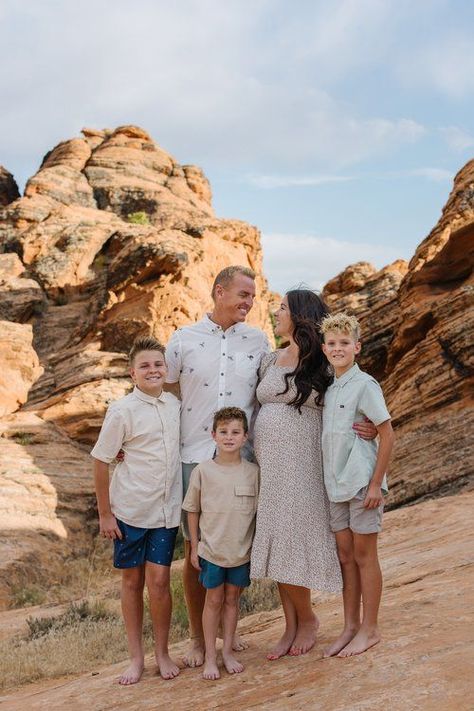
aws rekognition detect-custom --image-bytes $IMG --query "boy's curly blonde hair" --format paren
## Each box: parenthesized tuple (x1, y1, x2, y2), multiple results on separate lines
(320, 312, 361, 340)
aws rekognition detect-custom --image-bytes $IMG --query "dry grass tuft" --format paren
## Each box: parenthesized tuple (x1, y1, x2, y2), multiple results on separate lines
(1, 543, 281, 691)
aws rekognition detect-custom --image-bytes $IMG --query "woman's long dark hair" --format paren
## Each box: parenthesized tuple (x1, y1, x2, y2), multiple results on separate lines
(280, 289, 331, 410)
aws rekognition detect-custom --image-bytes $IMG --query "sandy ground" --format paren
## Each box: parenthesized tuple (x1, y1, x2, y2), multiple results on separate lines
(0, 492, 473, 711)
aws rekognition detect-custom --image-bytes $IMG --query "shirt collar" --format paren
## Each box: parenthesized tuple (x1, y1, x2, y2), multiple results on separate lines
(132, 385, 167, 404)
(333, 363, 360, 388)
(202, 313, 242, 336)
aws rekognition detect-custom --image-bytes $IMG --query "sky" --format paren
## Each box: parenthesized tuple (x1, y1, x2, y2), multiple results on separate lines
(1, 0, 473, 293)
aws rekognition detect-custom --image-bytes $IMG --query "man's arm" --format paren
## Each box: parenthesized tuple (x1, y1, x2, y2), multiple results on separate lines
(93, 458, 122, 539)
(364, 419, 395, 509)
(187, 511, 201, 570)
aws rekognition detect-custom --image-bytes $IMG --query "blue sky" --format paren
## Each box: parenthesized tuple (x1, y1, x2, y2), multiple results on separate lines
(1, 0, 473, 292)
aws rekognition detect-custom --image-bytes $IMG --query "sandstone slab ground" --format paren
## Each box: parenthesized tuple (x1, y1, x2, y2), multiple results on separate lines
(1, 492, 472, 711)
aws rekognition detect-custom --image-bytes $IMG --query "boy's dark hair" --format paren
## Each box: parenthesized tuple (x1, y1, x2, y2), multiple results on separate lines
(212, 406, 248, 433)
(129, 336, 166, 365)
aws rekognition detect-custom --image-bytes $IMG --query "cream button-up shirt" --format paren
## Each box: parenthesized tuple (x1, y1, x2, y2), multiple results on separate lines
(322, 364, 391, 503)
(91, 387, 182, 528)
(165, 315, 270, 463)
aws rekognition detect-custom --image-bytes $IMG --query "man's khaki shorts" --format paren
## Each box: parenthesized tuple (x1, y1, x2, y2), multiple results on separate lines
(329, 486, 383, 534)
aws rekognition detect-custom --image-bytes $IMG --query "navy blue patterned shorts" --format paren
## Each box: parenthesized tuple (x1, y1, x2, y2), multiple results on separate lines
(113, 520, 178, 569)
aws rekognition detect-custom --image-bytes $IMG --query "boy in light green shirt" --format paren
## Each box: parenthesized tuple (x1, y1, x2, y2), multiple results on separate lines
(321, 312, 395, 659)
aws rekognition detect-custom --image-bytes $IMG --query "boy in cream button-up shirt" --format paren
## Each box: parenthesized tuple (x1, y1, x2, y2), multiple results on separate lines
(92, 337, 182, 685)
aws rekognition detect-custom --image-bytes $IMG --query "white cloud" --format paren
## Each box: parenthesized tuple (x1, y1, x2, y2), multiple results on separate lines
(406, 167, 453, 182)
(246, 174, 353, 189)
(397, 34, 474, 98)
(440, 126, 474, 152)
(0, 0, 427, 184)
(261, 232, 404, 294)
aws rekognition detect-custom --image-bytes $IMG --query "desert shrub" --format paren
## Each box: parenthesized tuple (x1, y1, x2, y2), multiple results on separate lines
(10, 585, 46, 609)
(127, 211, 150, 225)
(10, 432, 35, 446)
(169, 573, 189, 640)
(26, 601, 113, 640)
(1, 611, 126, 689)
(240, 579, 280, 614)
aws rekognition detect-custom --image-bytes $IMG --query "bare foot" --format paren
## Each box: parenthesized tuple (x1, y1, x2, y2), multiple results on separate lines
(223, 652, 244, 674)
(323, 627, 359, 658)
(156, 653, 180, 680)
(289, 616, 320, 656)
(337, 628, 381, 657)
(118, 658, 144, 685)
(232, 632, 249, 651)
(267, 629, 296, 661)
(182, 638, 205, 668)
(202, 658, 220, 680)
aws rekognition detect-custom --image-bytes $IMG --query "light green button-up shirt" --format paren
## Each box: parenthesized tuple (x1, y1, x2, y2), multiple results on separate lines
(322, 364, 391, 503)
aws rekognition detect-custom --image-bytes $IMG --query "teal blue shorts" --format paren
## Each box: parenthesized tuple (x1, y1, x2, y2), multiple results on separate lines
(199, 557, 251, 589)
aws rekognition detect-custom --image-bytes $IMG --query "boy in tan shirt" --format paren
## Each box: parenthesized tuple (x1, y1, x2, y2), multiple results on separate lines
(182, 407, 259, 680)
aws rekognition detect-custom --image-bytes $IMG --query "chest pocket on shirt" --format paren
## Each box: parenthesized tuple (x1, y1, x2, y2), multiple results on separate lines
(334, 401, 358, 433)
(235, 351, 258, 378)
(233, 485, 257, 513)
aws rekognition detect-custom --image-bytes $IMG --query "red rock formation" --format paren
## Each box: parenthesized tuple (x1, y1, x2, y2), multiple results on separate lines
(0, 166, 20, 207)
(323, 162, 474, 507)
(0, 126, 275, 604)
(0, 321, 43, 417)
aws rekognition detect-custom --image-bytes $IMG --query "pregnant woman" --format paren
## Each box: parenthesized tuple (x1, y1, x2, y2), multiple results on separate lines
(250, 289, 342, 659)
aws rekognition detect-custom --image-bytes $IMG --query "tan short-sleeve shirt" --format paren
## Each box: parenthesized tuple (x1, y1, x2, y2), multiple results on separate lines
(182, 459, 259, 567)
(91, 387, 182, 528)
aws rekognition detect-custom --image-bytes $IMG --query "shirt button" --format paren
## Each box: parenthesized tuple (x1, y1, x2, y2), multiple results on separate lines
(220, 393, 223, 396)
(220, 372, 224, 376)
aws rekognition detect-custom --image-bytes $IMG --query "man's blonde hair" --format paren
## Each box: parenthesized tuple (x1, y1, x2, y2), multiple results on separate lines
(320, 312, 361, 341)
(211, 265, 255, 299)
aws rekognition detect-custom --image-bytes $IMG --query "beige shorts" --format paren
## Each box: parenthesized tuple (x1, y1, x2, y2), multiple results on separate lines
(329, 486, 383, 535)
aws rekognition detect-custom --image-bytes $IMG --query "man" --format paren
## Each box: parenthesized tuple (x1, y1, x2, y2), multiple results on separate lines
(165, 265, 270, 667)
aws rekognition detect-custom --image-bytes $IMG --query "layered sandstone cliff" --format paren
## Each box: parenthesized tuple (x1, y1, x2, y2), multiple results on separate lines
(323, 160, 474, 507)
(0, 126, 275, 606)
(0, 128, 473, 607)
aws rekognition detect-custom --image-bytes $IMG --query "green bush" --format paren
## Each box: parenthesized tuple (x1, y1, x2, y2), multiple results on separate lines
(10, 432, 34, 446)
(127, 211, 150, 225)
